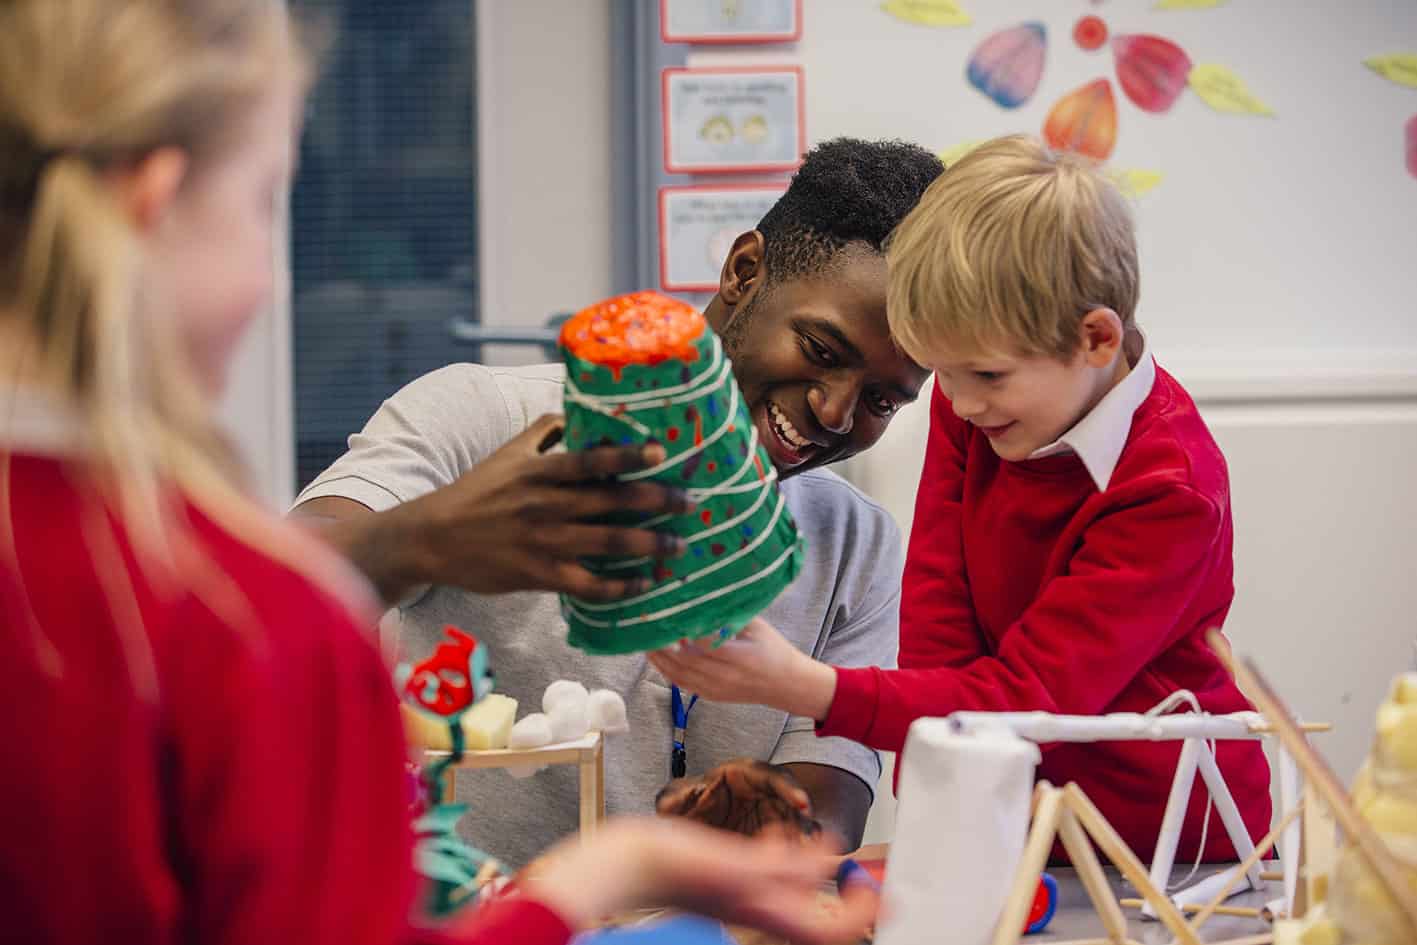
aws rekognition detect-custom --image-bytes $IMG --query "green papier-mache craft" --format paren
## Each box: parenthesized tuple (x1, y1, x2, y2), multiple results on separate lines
(559, 291, 804, 655)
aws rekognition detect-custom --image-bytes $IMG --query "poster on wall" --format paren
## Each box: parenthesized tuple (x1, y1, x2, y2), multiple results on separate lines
(661, 0, 802, 45)
(662, 66, 805, 174)
(659, 184, 786, 291)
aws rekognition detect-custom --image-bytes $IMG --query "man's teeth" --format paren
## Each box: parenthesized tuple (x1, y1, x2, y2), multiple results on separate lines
(769, 402, 812, 450)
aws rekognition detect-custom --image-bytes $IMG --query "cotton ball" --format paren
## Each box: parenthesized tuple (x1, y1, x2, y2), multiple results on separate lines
(548, 699, 590, 743)
(509, 713, 554, 749)
(543, 679, 589, 716)
(506, 713, 553, 779)
(588, 689, 629, 734)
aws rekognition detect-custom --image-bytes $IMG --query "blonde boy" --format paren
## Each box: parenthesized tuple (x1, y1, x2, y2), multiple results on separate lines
(651, 135, 1272, 859)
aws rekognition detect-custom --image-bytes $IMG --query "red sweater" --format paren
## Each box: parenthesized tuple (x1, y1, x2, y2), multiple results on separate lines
(0, 452, 572, 945)
(821, 367, 1271, 860)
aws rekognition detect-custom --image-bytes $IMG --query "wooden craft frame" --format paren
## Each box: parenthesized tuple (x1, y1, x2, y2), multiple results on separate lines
(424, 731, 607, 838)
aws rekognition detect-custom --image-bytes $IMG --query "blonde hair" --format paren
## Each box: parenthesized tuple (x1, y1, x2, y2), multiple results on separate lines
(0, 2, 374, 681)
(887, 134, 1140, 364)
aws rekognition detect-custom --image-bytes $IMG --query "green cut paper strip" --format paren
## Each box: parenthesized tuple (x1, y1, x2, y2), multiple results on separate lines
(560, 323, 804, 654)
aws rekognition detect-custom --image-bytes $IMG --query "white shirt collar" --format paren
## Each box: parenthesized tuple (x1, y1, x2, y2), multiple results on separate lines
(1027, 331, 1155, 491)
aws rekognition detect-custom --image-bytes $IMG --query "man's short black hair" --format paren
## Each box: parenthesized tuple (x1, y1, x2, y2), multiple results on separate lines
(756, 137, 944, 284)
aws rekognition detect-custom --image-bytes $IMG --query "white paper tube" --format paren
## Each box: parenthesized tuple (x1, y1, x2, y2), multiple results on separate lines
(874, 719, 1041, 945)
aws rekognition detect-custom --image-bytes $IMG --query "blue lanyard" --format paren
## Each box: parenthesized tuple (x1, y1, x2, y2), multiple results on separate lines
(670, 684, 698, 779)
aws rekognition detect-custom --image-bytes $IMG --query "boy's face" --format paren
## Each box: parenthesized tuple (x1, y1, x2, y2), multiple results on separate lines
(716, 247, 930, 479)
(929, 341, 1115, 462)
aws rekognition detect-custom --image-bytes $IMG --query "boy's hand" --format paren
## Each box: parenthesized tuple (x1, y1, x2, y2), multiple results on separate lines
(648, 618, 838, 721)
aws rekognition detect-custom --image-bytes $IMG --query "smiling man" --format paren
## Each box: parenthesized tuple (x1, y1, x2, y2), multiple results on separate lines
(291, 138, 942, 867)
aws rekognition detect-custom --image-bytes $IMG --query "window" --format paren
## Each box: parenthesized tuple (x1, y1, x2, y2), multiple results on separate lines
(289, 0, 479, 489)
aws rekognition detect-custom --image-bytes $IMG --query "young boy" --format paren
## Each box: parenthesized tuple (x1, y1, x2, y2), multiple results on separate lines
(650, 135, 1272, 860)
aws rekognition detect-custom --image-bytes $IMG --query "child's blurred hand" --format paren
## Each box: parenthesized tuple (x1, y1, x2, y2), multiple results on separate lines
(520, 817, 876, 943)
(648, 618, 838, 721)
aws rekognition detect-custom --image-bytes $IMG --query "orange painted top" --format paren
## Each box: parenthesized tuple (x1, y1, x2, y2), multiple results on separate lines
(560, 291, 704, 374)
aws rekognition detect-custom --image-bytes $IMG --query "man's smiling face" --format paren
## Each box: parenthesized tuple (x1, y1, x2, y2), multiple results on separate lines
(717, 245, 929, 479)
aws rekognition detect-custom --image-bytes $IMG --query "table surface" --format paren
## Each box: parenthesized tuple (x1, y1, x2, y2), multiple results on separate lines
(1037, 863, 1272, 944)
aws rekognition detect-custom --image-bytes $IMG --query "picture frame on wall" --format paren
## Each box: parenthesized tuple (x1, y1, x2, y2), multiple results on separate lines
(661, 66, 805, 175)
(660, 0, 802, 45)
(659, 183, 787, 292)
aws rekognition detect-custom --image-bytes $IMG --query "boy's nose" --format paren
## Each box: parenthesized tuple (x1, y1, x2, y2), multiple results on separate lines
(951, 394, 986, 421)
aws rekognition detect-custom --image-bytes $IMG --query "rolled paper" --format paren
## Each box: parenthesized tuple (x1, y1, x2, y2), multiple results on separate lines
(559, 291, 805, 655)
(873, 719, 1041, 945)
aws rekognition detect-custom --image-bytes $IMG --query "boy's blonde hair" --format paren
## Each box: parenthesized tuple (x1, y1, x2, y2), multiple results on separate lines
(0, 2, 367, 686)
(886, 135, 1139, 364)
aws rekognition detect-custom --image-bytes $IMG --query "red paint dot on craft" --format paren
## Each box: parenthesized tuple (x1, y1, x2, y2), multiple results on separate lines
(653, 565, 673, 582)
(666, 427, 680, 441)
(706, 461, 717, 473)
(1074, 15, 1107, 51)
(701, 509, 713, 525)
(711, 543, 726, 556)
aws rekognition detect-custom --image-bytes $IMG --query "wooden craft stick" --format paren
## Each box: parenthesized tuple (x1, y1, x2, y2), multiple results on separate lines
(1063, 783, 1202, 945)
(1189, 802, 1302, 930)
(1058, 807, 1129, 944)
(1207, 630, 1417, 942)
(1247, 722, 1332, 734)
(1120, 897, 1263, 918)
(1259, 870, 1282, 881)
(990, 783, 1064, 945)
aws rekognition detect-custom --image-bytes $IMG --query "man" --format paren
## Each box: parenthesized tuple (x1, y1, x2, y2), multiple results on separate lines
(293, 138, 943, 867)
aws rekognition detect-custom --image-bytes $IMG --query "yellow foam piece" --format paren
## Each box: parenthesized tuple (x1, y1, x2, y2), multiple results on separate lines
(461, 694, 519, 750)
(400, 694, 520, 751)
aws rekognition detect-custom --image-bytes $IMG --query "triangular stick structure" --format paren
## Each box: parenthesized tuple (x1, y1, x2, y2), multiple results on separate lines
(990, 780, 1200, 945)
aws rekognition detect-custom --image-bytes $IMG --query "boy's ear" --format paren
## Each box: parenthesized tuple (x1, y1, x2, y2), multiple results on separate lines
(718, 230, 767, 306)
(1079, 307, 1125, 368)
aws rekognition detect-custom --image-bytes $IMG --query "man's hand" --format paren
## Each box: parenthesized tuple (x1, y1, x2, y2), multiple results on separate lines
(648, 618, 839, 721)
(403, 414, 695, 598)
(655, 759, 820, 839)
(294, 414, 695, 604)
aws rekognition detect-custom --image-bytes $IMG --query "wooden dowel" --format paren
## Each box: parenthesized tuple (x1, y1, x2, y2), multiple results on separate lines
(1190, 803, 1302, 930)
(1208, 630, 1417, 943)
(1064, 784, 1202, 945)
(1120, 898, 1262, 919)
(990, 784, 1064, 945)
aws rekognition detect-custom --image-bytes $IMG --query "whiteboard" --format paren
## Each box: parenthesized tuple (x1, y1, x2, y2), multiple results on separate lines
(688, 1, 1417, 394)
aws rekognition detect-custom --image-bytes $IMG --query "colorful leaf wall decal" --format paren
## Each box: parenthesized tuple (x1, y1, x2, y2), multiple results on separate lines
(1112, 34, 1193, 113)
(967, 22, 1047, 109)
(1043, 78, 1118, 160)
(1365, 54, 1417, 89)
(881, 0, 971, 28)
(1188, 63, 1275, 116)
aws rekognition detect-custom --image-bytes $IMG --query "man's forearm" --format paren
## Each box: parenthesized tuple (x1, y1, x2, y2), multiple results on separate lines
(293, 501, 431, 606)
(780, 762, 872, 852)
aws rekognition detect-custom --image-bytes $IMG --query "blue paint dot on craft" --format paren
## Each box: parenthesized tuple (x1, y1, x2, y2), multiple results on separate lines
(706, 397, 719, 417)
(742, 525, 755, 538)
(693, 545, 705, 558)
(620, 436, 634, 445)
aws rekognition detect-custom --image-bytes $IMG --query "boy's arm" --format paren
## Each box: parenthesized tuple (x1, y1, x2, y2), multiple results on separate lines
(823, 481, 1226, 753)
(899, 381, 989, 669)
